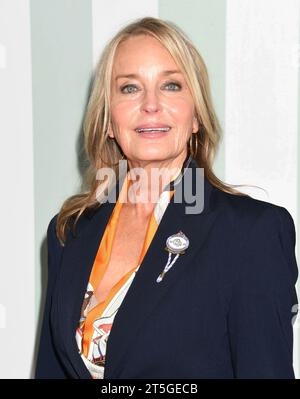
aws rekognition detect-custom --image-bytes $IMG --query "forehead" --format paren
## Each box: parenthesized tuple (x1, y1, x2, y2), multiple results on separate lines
(112, 35, 180, 75)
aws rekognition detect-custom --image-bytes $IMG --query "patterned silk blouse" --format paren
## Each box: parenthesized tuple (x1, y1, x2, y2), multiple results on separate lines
(75, 169, 176, 379)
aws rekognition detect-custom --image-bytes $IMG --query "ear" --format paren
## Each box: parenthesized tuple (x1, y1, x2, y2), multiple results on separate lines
(192, 115, 199, 134)
(107, 123, 114, 139)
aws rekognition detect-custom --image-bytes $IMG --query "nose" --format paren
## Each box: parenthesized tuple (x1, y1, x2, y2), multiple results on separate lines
(140, 87, 162, 113)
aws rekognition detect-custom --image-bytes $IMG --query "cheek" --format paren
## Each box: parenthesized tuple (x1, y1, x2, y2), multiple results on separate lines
(167, 98, 195, 123)
(111, 101, 139, 129)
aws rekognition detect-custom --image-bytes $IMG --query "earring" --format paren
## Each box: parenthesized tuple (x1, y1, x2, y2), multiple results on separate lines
(189, 133, 198, 157)
(100, 136, 126, 166)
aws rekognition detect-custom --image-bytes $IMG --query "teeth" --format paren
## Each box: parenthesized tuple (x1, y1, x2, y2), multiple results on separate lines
(136, 127, 171, 133)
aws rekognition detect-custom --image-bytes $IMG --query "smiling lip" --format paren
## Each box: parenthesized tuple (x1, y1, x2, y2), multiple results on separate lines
(135, 129, 171, 139)
(135, 123, 171, 130)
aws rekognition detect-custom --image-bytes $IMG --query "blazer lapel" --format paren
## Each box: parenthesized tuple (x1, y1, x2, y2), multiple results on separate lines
(51, 178, 125, 379)
(104, 160, 220, 378)
(52, 158, 219, 379)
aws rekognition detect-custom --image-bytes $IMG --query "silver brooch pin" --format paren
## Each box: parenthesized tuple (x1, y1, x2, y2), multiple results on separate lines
(156, 231, 189, 283)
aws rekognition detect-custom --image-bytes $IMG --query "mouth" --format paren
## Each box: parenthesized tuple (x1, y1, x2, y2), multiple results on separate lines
(135, 126, 172, 134)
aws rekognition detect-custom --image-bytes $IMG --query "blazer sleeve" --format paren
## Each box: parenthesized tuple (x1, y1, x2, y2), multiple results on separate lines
(35, 214, 68, 378)
(227, 205, 299, 379)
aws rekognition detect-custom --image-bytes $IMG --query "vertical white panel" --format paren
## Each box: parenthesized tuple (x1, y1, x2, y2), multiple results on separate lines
(225, 0, 300, 377)
(0, 0, 35, 378)
(92, 0, 159, 67)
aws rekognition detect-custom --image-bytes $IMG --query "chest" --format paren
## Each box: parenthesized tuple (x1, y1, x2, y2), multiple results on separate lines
(94, 208, 151, 303)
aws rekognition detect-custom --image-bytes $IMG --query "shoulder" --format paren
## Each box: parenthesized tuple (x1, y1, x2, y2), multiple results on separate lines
(212, 187, 298, 291)
(47, 213, 59, 239)
(47, 206, 94, 246)
(211, 186, 296, 245)
(46, 213, 64, 270)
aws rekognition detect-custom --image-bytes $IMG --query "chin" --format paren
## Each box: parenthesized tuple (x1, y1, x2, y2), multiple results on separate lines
(133, 153, 170, 162)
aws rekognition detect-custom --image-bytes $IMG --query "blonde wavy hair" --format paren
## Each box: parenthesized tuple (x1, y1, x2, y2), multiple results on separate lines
(56, 16, 252, 246)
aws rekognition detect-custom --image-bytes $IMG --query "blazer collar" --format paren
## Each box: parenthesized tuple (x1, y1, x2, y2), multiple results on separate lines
(51, 156, 219, 379)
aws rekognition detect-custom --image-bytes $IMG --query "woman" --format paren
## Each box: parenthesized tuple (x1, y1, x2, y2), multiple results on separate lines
(35, 17, 298, 379)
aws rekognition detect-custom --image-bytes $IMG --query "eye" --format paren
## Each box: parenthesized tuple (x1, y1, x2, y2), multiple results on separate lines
(120, 81, 182, 94)
(120, 84, 138, 94)
(164, 81, 182, 91)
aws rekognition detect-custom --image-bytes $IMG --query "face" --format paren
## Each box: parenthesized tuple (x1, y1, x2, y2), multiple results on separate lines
(108, 34, 199, 166)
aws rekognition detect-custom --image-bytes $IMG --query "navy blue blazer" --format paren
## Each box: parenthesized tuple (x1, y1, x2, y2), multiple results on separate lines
(35, 157, 298, 379)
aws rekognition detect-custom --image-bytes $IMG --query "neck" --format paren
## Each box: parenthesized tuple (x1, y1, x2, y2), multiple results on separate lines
(122, 151, 190, 218)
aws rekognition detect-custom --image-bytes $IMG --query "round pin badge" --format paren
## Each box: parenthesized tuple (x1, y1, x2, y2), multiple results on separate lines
(165, 231, 189, 254)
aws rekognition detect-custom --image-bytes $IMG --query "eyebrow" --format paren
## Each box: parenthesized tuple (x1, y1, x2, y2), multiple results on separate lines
(115, 69, 182, 80)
